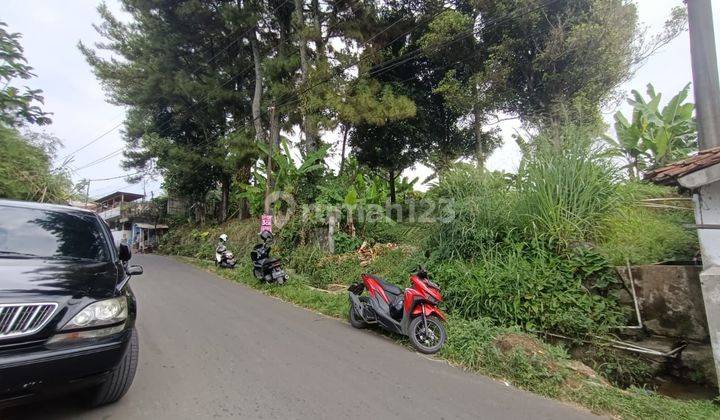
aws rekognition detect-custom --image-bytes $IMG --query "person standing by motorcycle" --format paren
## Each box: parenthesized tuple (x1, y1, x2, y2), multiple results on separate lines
(217, 233, 228, 250)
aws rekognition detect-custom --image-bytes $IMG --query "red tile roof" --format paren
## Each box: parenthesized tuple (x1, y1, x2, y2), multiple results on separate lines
(644, 147, 720, 186)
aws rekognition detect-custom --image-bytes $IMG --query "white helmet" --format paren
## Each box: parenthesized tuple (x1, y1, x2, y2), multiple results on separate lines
(219, 234, 228, 242)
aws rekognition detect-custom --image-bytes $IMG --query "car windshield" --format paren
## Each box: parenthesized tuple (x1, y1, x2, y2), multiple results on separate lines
(0, 205, 110, 262)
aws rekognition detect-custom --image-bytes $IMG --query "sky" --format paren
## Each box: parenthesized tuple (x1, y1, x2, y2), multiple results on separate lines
(2, 0, 719, 198)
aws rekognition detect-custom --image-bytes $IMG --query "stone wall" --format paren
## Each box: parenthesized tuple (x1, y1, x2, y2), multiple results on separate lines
(616, 264, 716, 386)
(617, 264, 708, 341)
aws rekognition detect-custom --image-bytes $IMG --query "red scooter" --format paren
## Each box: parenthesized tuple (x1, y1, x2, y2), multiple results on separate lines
(348, 266, 447, 353)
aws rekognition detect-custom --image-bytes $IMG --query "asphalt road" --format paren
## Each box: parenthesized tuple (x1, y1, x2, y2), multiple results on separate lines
(3, 254, 596, 419)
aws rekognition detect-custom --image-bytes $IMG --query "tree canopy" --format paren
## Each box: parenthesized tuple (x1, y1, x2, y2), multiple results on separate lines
(79, 0, 681, 213)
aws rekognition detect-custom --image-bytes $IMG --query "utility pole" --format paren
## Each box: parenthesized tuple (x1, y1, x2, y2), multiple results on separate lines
(688, 0, 720, 391)
(84, 180, 91, 206)
(689, 0, 720, 149)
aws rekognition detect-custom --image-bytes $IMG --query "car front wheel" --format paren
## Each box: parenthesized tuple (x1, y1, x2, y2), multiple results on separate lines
(88, 328, 139, 407)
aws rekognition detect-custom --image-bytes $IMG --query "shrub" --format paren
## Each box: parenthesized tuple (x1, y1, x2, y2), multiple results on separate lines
(287, 245, 327, 277)
(598, 182, 697, 265)
(426, 167, 517, 259)
(432, 244, 627, 336)
(515, 141, 620, 247)
(332, 232, 363, 254)
(362, 220, 430, 245)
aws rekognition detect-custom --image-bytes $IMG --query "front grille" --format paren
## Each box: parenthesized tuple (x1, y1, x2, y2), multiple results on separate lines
(0, 303, 57, 340)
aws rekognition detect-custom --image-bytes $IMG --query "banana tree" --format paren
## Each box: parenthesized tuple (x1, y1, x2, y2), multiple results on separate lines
(604, 83, 696, 177)
(256, 138, 328, 198)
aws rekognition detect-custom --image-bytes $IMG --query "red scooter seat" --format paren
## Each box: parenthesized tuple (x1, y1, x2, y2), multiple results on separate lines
(366, 274, 402, 296)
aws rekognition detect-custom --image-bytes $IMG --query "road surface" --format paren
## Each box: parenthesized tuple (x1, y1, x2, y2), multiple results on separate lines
(3, 254, 596, 419)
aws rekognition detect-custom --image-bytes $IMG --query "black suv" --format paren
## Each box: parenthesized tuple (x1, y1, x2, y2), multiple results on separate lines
(0, 199, 142, 408)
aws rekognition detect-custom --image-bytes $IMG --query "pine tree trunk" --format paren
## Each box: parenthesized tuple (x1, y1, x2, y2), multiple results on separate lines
(265, 105, 280, 214)
(474, 103, 486, 169)
(251, 32, 263, 143)
(238, 164, 251, 219)
(389, 169, 397, 205)
(294, 0, 320, 154)
(220, 174, 230, 223)
(339, 124, 348, 175)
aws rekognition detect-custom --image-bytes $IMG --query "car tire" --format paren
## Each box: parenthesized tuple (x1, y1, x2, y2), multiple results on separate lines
(88, 328, 139, 407)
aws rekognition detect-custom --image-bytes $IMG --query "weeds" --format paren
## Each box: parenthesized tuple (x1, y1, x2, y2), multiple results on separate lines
(516, 140, 620, 248)
(432, 245, 626, 336)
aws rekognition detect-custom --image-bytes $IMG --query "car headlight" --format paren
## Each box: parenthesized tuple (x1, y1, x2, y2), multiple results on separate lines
(63, 296, 128, 330)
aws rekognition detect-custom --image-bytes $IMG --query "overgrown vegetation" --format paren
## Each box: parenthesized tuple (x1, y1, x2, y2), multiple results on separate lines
(161, 130, 709, 415)
(0, 22, 73, 204)
(0, 127, 73, 203)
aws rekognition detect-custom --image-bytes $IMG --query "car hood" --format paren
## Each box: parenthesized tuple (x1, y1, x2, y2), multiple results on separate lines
(0, 258, 120, 301)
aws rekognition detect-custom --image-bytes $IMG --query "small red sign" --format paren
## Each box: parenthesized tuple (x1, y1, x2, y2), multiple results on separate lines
(261, 214, 273, 233)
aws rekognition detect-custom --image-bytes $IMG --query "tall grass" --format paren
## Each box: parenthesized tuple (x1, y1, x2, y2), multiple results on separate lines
(598, 182, 698, 265)
(516, 140, 620, 248)
(432, 244, 626, 336)
(427, 167, 517, 260)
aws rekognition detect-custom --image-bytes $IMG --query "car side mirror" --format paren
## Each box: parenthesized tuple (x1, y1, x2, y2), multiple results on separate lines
(119, 243, 131, 262)
(126, 265, 143, 276)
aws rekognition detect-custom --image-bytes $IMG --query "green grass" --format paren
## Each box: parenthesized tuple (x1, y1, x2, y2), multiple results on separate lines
(177, 256, 720, 420)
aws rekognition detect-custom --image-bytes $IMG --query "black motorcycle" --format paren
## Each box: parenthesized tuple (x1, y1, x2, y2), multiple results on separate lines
(250, 231, 288, 284)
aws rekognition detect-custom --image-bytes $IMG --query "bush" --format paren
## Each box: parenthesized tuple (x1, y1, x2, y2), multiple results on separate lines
(287, 245, 327, 277)
(432, 244, 627, 336)
(362, 220, 430, 245)
(515, 141, 619, 247)
(426, 167, 517, 259)
(332, 232, 363, 254)
(598, 182, 697, 265)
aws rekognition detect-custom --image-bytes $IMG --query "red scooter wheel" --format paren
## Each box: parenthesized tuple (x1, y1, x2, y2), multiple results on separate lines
(408, 316, 446, 354)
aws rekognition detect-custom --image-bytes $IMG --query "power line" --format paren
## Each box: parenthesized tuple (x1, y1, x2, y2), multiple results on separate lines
(86, 172, 145, 182)
(73, 149, 124, 171)
(268, 0, 561, 123)
(76, 0, 559, 173)
(65, 0, 294, 165)
(62, 120, 125, 160)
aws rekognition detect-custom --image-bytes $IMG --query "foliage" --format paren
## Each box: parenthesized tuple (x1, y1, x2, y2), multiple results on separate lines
(350, 120, 427, 204)
(362, 221, 430, 245)
(0, 22, 51, 128)
(426, 166, 516, 260)
(574, 345, 655, 389)
(516, 138, 620, 248)
(256, 138, 329, 201)
(432, 245, 626, 336)
(605, 83, 697, 177)
(0, 126, 72, 203)
(597, 182, 697, 265)
(447, 0, 640, 127)
(428, 134, 622, 258)
(332, 232, 362, 254)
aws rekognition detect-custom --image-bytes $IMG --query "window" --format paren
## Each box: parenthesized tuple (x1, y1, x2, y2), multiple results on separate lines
(0, 206, 110, 262)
